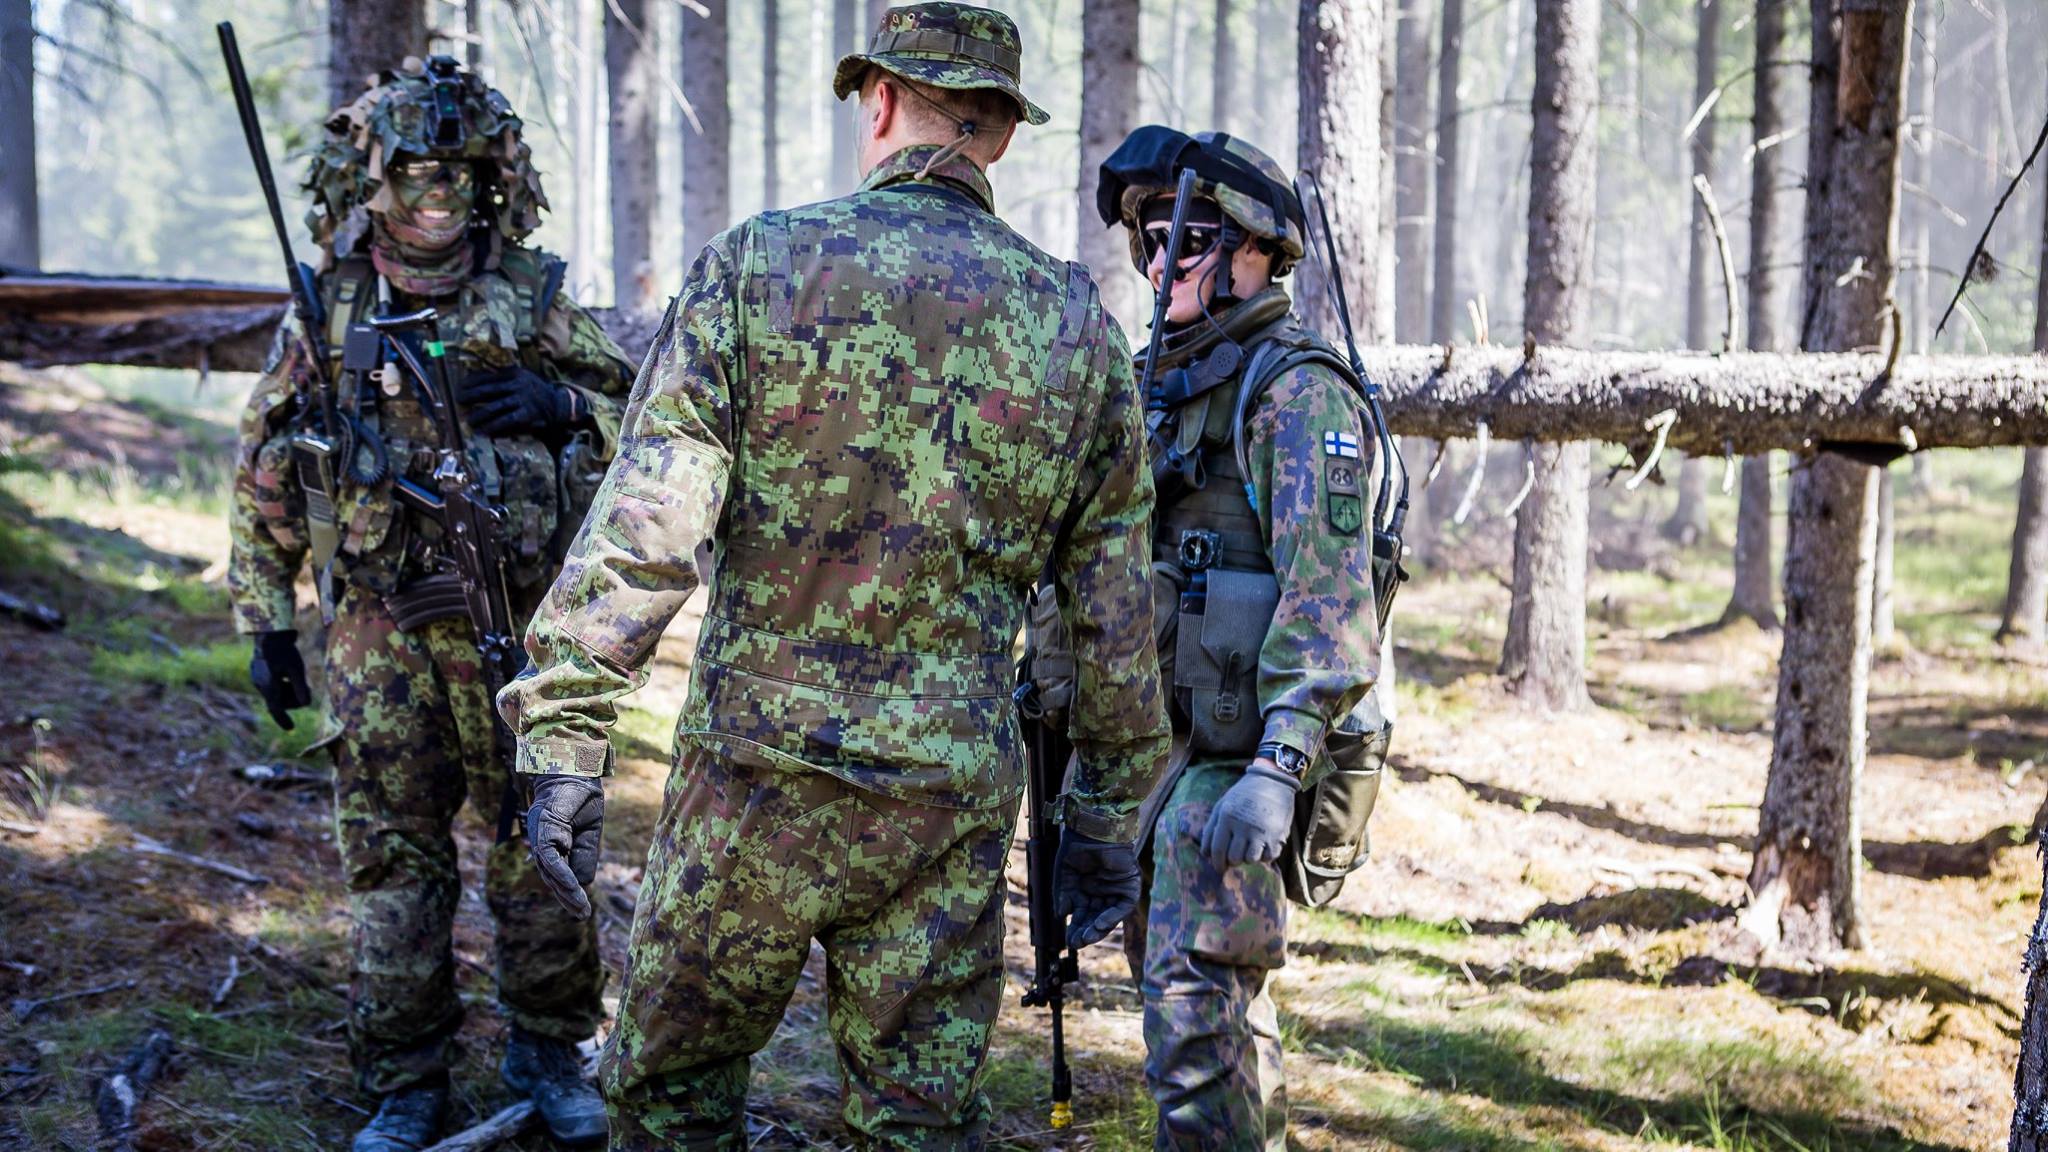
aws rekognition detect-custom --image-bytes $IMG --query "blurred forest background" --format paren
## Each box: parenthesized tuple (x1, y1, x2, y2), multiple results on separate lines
(8, 1, 2048, 1150)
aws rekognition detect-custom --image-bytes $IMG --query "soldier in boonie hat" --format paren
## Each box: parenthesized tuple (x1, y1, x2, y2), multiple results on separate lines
(833, 2, 1051, 126)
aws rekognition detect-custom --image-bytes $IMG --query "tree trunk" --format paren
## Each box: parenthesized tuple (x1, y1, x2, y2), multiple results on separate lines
(681, 0, 731, 261)
(329, 0, 427, 110)
(1999, 92, 2048, 646)
(1729, 457, 1777, 627)
(1726, 0, 1794, 630)
(1744, 0, 1914, 957)
(1079, 0, 1143, 326)
(1392, 0, 1432, 344)
(1428, 0, 1463, 343)
(1500, 0, 1598, 712)
(763, 0, 781, 211)
(1297, 0, 1385, 342)
(463, 0, 485, 67)
(1664, 0, 1721, 547)
(607, 0, 659, 311)
(1872, 466, 1896, 647)
(831, 0, 861, 193)
(1376, 6, 1397, 343)
(570, 0, 600, 293)
(0, 0, 35, 269)
(1213, 0, 1235, 131)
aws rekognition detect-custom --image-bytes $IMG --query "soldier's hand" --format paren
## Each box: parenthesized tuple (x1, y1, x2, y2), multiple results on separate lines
(248, 629, 312, 729)
(1200, 762, 1298, 871)
(1054, 833, 1142, 949)
(459, 365, 582, 437)
(525, 774, 605, 920)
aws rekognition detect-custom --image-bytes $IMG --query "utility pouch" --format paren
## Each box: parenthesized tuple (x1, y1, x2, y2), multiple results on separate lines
(1174, 566, 1278, 756)
(1282, 690, 1390, 908)
(1023, 582, 1075, 716)
(291, 431, 342, 573)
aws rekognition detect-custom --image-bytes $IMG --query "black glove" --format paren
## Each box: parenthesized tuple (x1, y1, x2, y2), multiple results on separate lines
(525, 774, 604, 920)
(248, 629, 311, 729)
(1054, 832, 1142, 949)
(1200, 763, 1299, 871)
(458, 365, 581, 437)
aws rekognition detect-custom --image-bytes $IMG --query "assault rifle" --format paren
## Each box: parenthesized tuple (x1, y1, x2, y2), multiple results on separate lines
(1011, 168, 1202, 1131)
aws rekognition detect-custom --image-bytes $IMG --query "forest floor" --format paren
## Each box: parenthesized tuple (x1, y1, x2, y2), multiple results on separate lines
(0, 366, 2041, 1151)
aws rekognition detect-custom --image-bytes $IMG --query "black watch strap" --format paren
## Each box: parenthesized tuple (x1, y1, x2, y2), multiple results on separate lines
(1257, 740, 1310, 783)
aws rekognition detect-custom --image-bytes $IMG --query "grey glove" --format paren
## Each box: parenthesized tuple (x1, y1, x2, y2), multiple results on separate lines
(1054, 832, 1142, 949)
(525, 774, 604, 920)
(1200, 763, 1299, 871)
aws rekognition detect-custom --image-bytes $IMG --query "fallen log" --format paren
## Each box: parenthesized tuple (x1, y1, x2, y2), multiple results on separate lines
(93, 1029, 172, 1152)
(12, 277, 2048, 454)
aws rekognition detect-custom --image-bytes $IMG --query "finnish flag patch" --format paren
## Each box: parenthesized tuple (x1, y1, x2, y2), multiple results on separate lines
(1323, 430, 1361, 459)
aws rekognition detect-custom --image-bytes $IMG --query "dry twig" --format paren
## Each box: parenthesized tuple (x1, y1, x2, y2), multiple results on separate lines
(130, 834, 269, 886)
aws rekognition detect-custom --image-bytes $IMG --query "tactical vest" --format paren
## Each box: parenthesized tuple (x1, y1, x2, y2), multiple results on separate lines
(1146, 310, 1401, 910)
(260, 249, 584, 616)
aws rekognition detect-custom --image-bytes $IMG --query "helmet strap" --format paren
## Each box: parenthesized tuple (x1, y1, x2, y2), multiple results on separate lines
(1212, 220, 1247, 307)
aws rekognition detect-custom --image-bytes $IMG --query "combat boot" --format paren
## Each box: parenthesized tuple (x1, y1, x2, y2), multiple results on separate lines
(501, 1025, 606, 1148)
(352, 1081, 446, 1152)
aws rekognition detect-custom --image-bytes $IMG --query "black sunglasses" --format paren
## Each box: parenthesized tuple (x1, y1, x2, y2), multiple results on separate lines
(1134, 223, 1222, 271)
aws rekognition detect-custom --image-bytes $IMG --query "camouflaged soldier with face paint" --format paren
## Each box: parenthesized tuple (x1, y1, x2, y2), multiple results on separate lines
(1096, 127, 1388, 1151)
(496, 4, 1170, 1148)
(226, 55, 631, 1152)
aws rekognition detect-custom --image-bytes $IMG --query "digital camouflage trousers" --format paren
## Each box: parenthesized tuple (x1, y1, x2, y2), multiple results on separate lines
(1130, 757, 1289, 1152)
(326, 582, 605, 1095)
(599, 743, 1015, 1151)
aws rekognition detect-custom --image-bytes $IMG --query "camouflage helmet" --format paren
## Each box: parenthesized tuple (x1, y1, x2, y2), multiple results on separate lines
(832, 3, 1050, 126)
(1097, 126, 1307, 275)
(302, 56, 548, 257)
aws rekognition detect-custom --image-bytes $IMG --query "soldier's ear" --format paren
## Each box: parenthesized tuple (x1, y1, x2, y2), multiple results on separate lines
(865, 76, 899, 143)
(986, 120, 1017, 165)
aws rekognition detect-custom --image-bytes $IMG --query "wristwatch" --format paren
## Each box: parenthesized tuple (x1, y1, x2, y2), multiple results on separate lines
(1256, 740, 1311, 785)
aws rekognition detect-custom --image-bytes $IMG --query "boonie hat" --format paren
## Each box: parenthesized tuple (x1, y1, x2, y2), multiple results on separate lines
(832, 3, 1050, 126)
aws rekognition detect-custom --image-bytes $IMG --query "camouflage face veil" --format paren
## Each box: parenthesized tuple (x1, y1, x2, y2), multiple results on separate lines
(302, 55, 549, 258)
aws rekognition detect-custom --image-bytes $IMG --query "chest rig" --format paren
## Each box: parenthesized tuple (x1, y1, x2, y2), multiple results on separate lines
(305, 252, 570, 615)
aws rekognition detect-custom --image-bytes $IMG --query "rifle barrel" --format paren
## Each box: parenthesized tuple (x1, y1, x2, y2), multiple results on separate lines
(216, 21, 318, 333)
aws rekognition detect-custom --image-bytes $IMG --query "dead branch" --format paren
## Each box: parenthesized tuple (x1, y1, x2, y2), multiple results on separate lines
(418, 1101, 538, 1151)
(210, 956, 242, 1011)
(0, 819, 40, 836)
(0, 590, 64, 631)
(93, 1030, 173, 1152)
(129, 834, 269, 886)
(11, 979, 139, 1022)
(1691, 173, 1742, 353)
(1934, 109, 2048, 341)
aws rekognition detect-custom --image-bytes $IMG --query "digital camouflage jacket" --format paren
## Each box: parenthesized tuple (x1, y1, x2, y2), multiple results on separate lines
(228, 246, 634, 635)
(499, 145, 1171, 840)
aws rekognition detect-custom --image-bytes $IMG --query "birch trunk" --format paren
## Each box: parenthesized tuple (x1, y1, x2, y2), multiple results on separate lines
(1500, 0, 1598, 712)
(329, 0, 427, 109)
(1214, 0, 1235, 131)
(1744, 0, 1914, 957)
(607, 0, 659, 311)
(681, 0, 731, 261)
(1296, 0, 1385, 342)
(0, 0, 34, 269)
(1727, 0, 1794, 629)
(1079, 0, 1143, 325)
(832, 0, 862, 193)
(1428, 0, 1463, 344)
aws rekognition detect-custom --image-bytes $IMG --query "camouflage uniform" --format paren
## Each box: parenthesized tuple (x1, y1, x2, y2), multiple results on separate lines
(227, 62, 632, 1096)
(1110, 136, 1382, 1151)
(497, 7, 1168, 1147)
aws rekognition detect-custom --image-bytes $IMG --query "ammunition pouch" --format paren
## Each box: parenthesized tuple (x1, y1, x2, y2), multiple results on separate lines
(385, 572, 470, 633)
(1281, 690, 1389, 908)
(1173, 566, 1278, 757)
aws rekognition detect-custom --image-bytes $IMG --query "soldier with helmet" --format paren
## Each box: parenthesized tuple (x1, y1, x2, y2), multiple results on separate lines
(1097, 127, 1396, 1150)
(496, 4, 1169, 1148)
(227, 55, 631, 1151)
